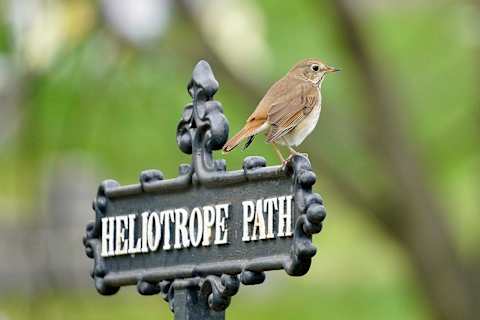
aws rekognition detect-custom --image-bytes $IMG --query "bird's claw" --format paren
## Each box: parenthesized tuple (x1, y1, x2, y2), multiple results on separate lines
(281, 157, 291, 169)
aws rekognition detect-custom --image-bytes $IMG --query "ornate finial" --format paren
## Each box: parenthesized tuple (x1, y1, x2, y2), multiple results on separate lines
(176, 60, 229, 181)
(188, 60, 219, 101)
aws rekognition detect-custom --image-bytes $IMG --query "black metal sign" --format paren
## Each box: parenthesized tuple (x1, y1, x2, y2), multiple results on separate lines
(83, 60, 326, 319)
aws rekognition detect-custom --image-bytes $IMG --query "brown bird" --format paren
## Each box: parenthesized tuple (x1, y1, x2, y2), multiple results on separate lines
(222, 58, 339, 162)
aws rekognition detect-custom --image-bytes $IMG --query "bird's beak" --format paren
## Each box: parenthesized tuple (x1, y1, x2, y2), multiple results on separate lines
(326, 65, 341, 73)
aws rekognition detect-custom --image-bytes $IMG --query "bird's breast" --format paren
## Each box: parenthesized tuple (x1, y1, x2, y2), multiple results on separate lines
(280, 98, 322, 147)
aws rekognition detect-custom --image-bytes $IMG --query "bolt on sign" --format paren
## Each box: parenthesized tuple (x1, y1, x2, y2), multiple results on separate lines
(83, 61, 326, 320)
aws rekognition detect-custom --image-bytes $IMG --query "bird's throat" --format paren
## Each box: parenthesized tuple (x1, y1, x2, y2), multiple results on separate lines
(315, 74, 326, 88)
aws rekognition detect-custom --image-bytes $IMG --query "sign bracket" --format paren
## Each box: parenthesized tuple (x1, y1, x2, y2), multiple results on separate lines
(159, 276, 239, 320)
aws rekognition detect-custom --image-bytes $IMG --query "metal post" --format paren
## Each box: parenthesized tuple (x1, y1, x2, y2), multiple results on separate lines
(173, 279, 225, 320)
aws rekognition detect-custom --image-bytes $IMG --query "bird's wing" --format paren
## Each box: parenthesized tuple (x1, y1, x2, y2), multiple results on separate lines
(266, 81, 318, 143)
(246, 76, 290, 122)
(223, 77, 291, 152)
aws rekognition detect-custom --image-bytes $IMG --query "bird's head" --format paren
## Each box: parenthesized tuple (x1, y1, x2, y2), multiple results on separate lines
(289, 58, 340, 86)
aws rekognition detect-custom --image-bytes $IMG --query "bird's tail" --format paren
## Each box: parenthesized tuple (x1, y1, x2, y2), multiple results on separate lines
(223, 119, 265, 152)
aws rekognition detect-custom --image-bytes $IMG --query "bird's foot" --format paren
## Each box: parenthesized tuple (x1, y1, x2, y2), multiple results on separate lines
(289, 151, 309, 158)
(287, 146, 308, 158)
(281, 155, 293, 169)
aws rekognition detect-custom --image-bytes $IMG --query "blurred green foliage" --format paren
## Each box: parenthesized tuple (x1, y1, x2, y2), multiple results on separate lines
(0, 281, 430, 320)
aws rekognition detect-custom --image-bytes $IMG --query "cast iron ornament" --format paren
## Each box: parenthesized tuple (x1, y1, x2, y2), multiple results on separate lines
(83, 60, 326, 314)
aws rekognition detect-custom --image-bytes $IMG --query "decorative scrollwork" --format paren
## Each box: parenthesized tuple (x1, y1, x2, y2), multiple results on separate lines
(160, 280, 175, 311)
(176, 60, 229, 183)
(239, 270, 266, 285)
(176, 103, 193, 154)
(242, 156, 267, 173)
(137, 280, 161, 295)
(283, 155, 327, 276)
(140, 169, 164, 190)
(83, 179, 121, 295)
(200, 275, 240, 312)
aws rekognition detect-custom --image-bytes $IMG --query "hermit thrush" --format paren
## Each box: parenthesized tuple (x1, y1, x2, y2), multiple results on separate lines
(222, 58, 339, 162)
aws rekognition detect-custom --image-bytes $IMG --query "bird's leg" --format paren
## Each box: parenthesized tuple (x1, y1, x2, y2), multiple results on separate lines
(271, 143, 286, 163)
(282, 138, 308, 158)
(288, 145, 301, 156)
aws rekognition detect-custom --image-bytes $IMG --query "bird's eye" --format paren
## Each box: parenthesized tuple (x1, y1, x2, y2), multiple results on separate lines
(311, 64, 320, 72)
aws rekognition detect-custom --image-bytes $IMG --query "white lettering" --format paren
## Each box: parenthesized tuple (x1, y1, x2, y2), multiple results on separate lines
(147, 211, 161, 251)
(161, 210, 174, 250)
(114, 215, 129, 255)
(141, 211, 149, 253)
(214, 204, 229, 245)
(263, 198, 277, 239)
(127, 214, 142, 254)
(100, 195, 293, 257)
(277, 195, 293, 237)
(189, 207, 203, 247)
(251, 199, 267, 240)
(174, 208, 190, 249)
(202, 205, 216, 246)
(101, 217, 115, 257)
(242, 200, 255, 241)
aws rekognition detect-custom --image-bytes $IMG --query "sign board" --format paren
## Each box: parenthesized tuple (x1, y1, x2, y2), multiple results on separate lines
(83, 60, 326, 317)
